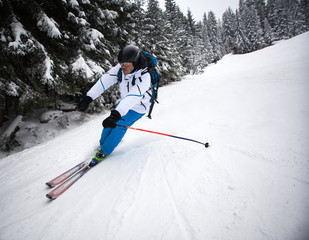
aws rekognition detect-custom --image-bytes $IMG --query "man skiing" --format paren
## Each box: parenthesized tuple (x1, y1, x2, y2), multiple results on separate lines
(77, 45, 152, 165)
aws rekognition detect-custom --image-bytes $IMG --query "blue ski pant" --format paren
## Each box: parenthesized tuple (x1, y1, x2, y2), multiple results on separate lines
(100, 110, 144, 155)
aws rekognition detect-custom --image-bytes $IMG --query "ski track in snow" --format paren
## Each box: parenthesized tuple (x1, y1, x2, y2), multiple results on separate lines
(159, 154, 194, 240)
(106, 154, 152, 240)
(1, 32, 309, 240)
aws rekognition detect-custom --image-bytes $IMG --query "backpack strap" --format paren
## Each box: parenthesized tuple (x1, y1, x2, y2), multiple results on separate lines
(117, 68, 122, 83)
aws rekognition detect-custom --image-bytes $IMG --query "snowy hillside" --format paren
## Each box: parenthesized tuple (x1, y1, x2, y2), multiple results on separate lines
(0, 32, 309, 240)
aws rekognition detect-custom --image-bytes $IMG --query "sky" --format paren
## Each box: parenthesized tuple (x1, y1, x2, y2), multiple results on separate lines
(158, 0, 240, 21)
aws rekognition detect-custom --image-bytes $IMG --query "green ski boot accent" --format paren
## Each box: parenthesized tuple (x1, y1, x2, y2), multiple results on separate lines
(89, 150, 107, 167)
(94, 150, 106, 162)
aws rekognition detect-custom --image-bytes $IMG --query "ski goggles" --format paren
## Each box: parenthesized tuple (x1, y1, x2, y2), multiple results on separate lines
(120, 62, 131, 67)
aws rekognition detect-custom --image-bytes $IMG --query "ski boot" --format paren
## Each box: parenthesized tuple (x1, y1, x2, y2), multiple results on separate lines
(89, 149, 106, 167)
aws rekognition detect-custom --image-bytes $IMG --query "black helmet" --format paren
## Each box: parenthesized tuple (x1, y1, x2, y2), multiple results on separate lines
(118, 45, 140, 63)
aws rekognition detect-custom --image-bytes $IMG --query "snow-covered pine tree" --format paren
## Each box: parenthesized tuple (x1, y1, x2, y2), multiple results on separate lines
(142, 0, 172, 84)
(300, 0, 309, 27)
(162, 0, 185, 82)
(246, 0, 267, 30)
(194, 20, 208, 72)
(263, 17, 275, 45)
(287, 0, 308, 37)
(143, 0, 164, 51)
(248, 4, 265, 50)
(234, 9, 251, 54)
(222, 7, 237, 53)
(207, 11, 223, 62)
(267, 0, 279, 35)
(201, 13, 215, 63)
(129, 0, 147, 47)
(184, 9, 199, 74)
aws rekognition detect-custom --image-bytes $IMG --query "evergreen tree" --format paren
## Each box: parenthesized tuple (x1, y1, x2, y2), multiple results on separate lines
(126, 0, 146, 46)
(222, 7, 237, 53)
(234, 9, 251, 53)
(263, 17, 275, 45)
(300, 0, 309, 27)
(240, 1, 265, 51)
(288, 0, 308, 36)
(201, 13, 214, 63)
(183, 9, 204, 74)
(143, 0, 164, 51)
(173, 5, 189, 74)
(267, 0, 289, 39)
(143, 0, 184, 85)
(195, 20, 208, 72)
(248, 4, 265, 50)
(267, 0, 280, 38)
(163, 0, 185, 81)
(182, 10, 195, 73)
(207, 11, 223, 62)
(246, 0, 267, 29)
(276, 0, 290, 39)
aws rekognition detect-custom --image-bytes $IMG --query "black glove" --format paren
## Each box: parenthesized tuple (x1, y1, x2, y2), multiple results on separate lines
(77, 96, 93, 112)
(103, 110, 121, 128)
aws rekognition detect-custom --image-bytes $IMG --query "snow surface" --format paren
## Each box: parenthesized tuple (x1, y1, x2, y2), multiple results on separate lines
(0, 32, 309, 240)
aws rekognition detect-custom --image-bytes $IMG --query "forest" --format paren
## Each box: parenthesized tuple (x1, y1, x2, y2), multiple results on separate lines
(0, 0, 308, 127)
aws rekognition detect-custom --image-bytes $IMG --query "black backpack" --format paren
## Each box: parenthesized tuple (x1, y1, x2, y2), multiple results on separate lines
(117, 51, 160, 119)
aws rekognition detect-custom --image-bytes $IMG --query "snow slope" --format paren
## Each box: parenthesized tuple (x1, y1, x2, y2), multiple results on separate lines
(0, 32, 309, 240)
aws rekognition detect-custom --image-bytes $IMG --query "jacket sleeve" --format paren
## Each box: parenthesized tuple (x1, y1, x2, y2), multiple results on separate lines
(86, 64, 120, 100)
(116, 71, 151, 116)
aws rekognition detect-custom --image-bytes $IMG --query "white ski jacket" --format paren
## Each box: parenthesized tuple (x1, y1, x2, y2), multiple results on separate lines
(86, 64, 152, 117)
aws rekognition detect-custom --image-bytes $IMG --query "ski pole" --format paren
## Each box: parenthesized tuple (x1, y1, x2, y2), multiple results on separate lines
(117, 124, 209, 148)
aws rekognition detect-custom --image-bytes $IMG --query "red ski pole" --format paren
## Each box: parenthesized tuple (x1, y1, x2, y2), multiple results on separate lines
(117, 124, 209, 148)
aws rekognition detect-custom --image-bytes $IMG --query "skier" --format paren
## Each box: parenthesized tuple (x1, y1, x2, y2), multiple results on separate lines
(77, 45, 152, 164)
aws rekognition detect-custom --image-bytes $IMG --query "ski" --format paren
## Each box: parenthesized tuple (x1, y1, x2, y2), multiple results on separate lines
(45, 160, 89, 188)
(46, 164, 91, 200)
(45, 158, 102, 200)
